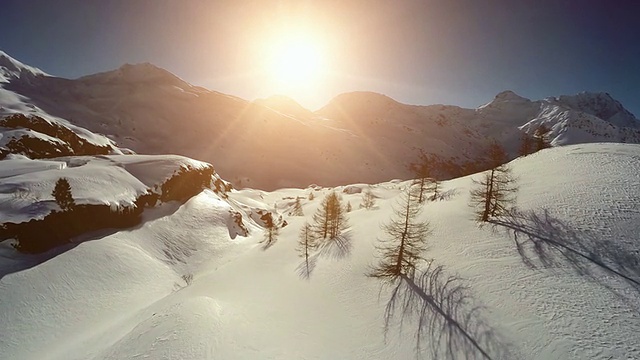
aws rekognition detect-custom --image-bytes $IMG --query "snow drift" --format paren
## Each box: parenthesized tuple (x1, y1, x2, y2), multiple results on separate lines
(1, 143, 638, 359)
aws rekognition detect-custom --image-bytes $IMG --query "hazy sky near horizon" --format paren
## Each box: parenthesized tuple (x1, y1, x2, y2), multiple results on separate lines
(2, 0, 639, 115)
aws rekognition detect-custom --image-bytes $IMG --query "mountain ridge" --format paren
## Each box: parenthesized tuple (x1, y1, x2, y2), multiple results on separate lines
(1, 50, 639, 189)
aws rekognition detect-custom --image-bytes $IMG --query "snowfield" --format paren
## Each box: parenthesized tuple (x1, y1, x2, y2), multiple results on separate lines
(0, 154, 211, 224)
(1, 143, 639, 359)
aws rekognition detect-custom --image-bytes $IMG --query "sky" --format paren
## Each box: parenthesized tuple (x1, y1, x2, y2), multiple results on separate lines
(1, 0, 639, 115)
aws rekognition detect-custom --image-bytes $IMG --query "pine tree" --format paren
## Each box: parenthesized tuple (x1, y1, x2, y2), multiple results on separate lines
(361, 188, 376, 210)
(297, 222, 316, 275)
(346, 201, 352, 212)
(52, 177, 75, 211)
(368, 186, 430, 281)
(469, 142, 517, 222)
(308, 192, 315, 200)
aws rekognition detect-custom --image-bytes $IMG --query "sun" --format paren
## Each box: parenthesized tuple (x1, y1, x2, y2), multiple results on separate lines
(265, 33, 326, 90)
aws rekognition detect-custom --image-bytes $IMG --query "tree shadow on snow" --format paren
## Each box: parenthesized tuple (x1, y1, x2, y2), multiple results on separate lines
(316, 232, 353, 261)
(295, 253, 319, 280)
(491, 208, 640, 297)
(382, 262, 511, 360)
(295, 232, 353, 279)
(432, 188, 459, 202)
(260, 237, 277, 251)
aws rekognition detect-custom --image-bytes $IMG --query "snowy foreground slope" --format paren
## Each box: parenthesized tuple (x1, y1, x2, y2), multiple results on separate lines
(1, 143, 640, 359)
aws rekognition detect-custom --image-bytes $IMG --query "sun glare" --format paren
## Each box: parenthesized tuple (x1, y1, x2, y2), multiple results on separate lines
(265, 32, 326, 91)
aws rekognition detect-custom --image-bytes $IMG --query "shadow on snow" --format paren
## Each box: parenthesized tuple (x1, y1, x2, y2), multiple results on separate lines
(296, 232, 353, 279)
(381, 262, 512, 360)
(490, 208, 640, 298)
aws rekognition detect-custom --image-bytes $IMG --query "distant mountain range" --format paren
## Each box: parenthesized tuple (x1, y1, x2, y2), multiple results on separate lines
(1, 50, 639, 189)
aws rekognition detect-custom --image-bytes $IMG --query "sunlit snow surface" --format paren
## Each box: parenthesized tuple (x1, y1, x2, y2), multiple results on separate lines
(0, 154, 209, 224)
(1, 143, 639, 359)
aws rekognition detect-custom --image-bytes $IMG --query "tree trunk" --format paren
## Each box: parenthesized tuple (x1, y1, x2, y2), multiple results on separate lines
(395, 195, 412, 275)
(482, 170, 495, 222)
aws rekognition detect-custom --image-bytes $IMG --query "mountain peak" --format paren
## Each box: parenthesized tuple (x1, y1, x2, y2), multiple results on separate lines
(79, 62, 184, 85)
(494, 90, 530, 102)
(0, 50, 48, 83)
(320, 91, 400, 110)
(549, 91, 639, 128)
(477, 90, 531, 110)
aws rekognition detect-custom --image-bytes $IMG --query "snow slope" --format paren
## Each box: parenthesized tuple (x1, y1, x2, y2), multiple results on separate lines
(2, 50, 639, 189)
(0, 52, 116, 152)
(1, 143, 638, 359)
(0, 154, 211, 223)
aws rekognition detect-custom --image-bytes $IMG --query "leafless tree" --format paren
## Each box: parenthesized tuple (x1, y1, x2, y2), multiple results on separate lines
(312, 191, 349, 240)
(361, 188, 376, 210)
(369, 186, 430, 281)
(533, 124, 551, 151)
(296, 222, 317, 278)
(469, 142, 518, 222)
(518, 132, 534, 157)
(291, 197, 304, 216)
(261, 212, 279, 249)
(409, 150, 433, 203)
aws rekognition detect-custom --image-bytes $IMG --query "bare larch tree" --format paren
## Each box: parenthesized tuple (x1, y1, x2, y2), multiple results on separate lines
(409, 150, 432, 203)
(361, 188, 376, 210)
(519, 131, 534, 157)
(312, 191, 349, 240)
(368, 186, 431, 281)
(533, 124, 551, 151)
(470, 141, 518, 222)
(297, 221, 316, 275)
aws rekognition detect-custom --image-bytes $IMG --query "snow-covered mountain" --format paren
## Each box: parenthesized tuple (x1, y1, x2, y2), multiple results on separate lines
(0, 50, 48, 83)
(1, 143, 639, 359)
(1, 50, 639, 360)
(1, 50, 639, 190)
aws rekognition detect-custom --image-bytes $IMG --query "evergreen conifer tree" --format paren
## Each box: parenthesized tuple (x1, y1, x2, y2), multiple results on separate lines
(52, 177, 75, 211)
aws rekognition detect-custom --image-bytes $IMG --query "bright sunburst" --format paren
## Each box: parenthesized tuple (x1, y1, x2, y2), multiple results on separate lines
(265, 32, 326, 91)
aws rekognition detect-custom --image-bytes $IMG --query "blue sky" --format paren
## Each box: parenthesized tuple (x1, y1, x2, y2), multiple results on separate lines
(1, 0, 639, 115)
